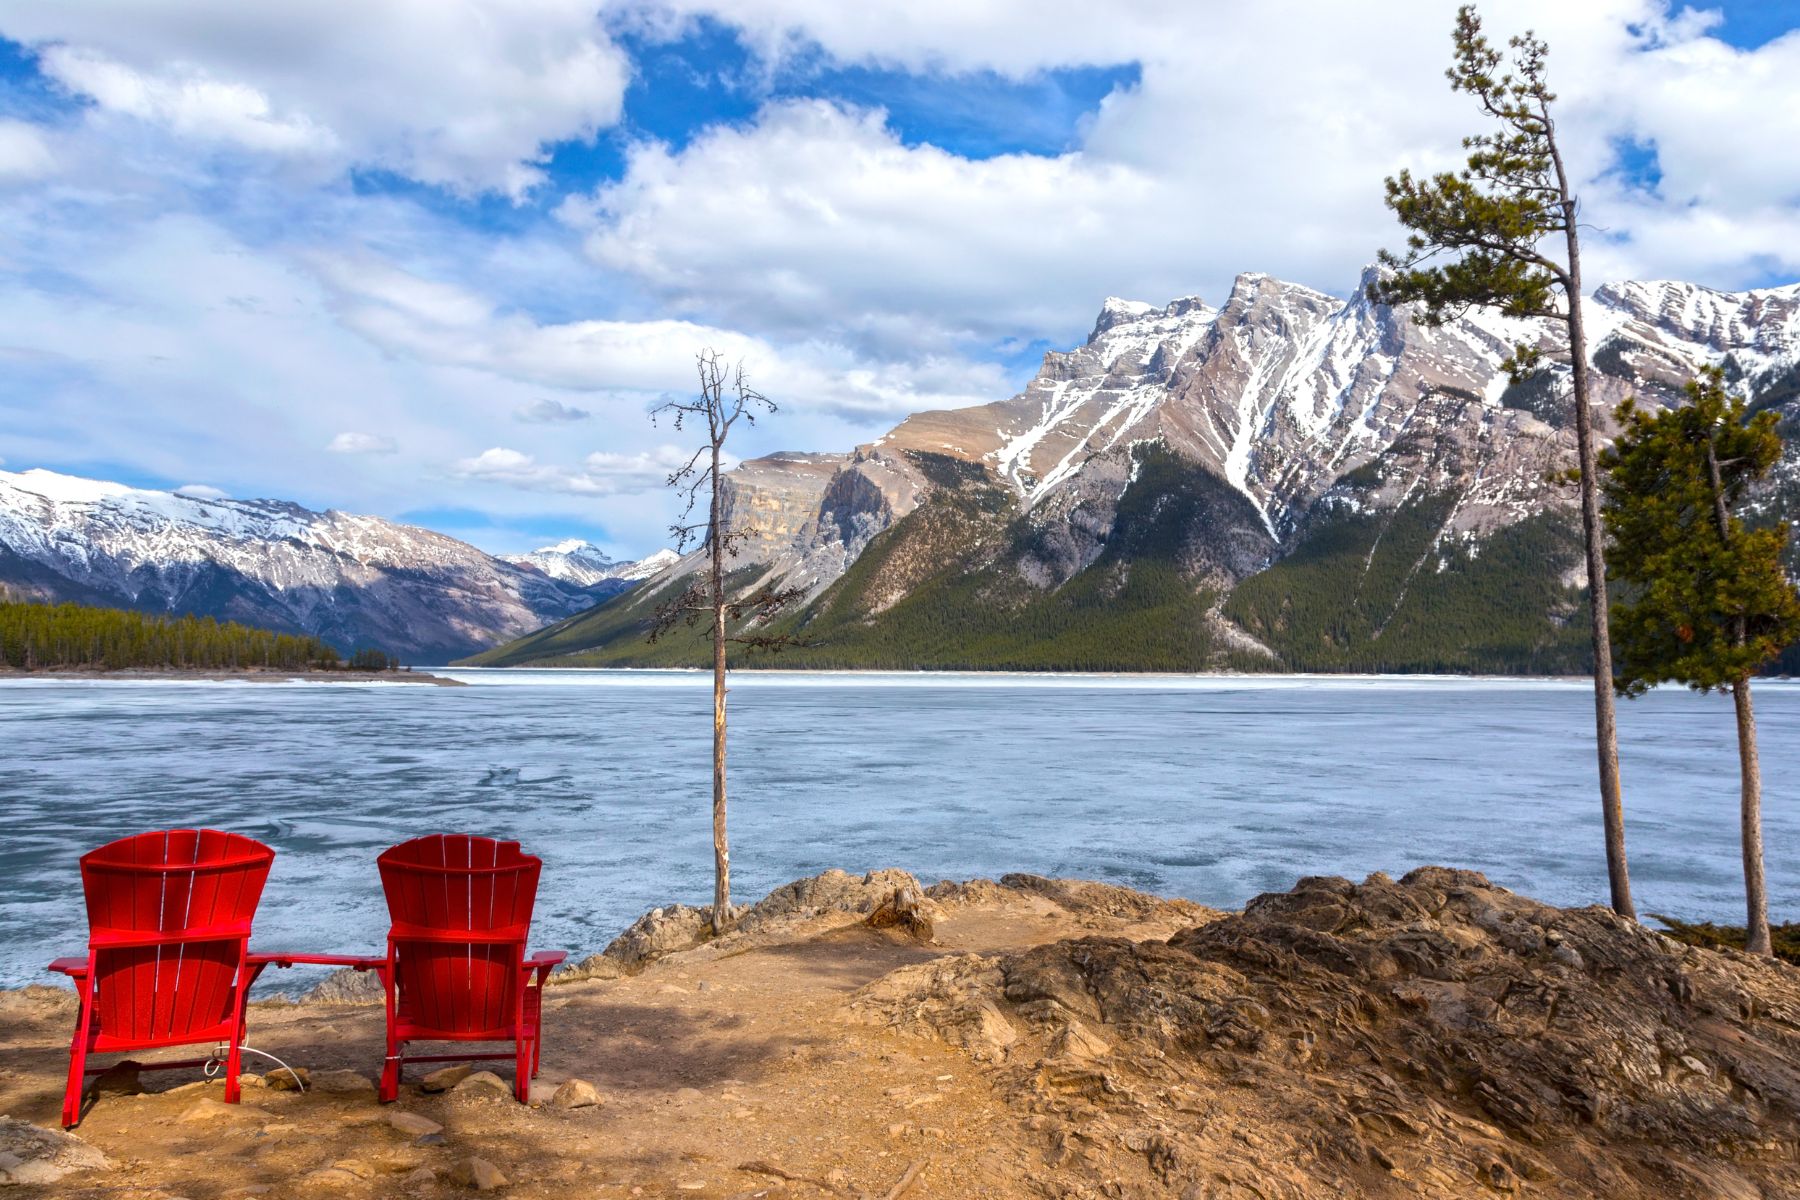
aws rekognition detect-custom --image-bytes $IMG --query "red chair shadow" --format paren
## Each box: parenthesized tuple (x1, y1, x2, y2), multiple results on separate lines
(48, 829, 276, 1128)
(372, 834, 566, 1102)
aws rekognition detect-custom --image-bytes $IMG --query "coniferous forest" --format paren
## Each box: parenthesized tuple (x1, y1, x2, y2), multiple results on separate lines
(0, 592, 342, 672)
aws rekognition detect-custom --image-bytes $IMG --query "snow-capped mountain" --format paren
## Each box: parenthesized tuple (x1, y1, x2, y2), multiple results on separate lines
(483, 269, 1800, 672)
(0, 469, 635, 661)
(504, 540, 678, 588)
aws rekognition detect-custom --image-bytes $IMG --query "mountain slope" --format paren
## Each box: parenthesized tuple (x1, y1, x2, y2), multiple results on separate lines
(474, 269, 1800, 673)
(0, 469, 642, 661)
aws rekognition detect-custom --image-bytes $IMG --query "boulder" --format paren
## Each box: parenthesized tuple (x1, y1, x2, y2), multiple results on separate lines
(419, 1064, 473, 1093)
(856, 868, 1800, 1199)
(449, 1157, 508, 1190)
(387, 1111, 443, 1138)
(548, 1079, 602, 1110)
(865, 884, 936, 941)
(600, 904, 712, 970)
(262, 1066, 310, 1091)
(303, 968, 384, 1004)
(452, 1071, 511, 1099)
(0, 1118, 110, 1186)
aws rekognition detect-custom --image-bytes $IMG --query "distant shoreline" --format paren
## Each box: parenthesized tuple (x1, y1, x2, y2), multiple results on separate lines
(0, 666, 464, 686)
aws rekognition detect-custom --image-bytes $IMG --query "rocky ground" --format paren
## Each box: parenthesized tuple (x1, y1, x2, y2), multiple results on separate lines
(2, 868, 1797, 1199)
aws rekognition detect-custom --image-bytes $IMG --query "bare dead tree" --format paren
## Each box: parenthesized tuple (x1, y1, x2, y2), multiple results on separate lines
(650, 350, 806, 935)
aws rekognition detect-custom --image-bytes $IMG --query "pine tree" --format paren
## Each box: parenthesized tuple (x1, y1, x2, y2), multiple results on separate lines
(1601, 367, 1800, 956)
(1371, 5, 1636, 918)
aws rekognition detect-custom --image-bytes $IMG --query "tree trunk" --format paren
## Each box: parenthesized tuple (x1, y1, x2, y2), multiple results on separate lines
(1555, 135, 1635, 921)
(1732, 676, 1772, 955)
(709, 437, 731, 936)
(1705, 437, 1770, 956)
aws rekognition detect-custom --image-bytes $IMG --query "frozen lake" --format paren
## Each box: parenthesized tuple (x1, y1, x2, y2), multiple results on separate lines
(1, 669, 1793, 990)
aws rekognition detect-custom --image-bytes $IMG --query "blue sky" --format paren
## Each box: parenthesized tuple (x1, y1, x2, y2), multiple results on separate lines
(0, 1, 1796, 556)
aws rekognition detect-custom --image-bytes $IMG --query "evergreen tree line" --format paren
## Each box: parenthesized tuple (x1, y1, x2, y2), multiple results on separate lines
(0, 592, 341, 671)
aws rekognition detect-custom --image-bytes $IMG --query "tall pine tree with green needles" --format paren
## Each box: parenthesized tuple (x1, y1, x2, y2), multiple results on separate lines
(1600, 367, 1800, 957)
(1371, 5, 1636, 919)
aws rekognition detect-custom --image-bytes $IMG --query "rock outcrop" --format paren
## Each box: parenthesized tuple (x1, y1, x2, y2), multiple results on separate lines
(856, 868, 1800, 1199)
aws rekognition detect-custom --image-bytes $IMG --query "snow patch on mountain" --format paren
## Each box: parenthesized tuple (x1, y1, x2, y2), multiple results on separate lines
(0, 469, 608, 659)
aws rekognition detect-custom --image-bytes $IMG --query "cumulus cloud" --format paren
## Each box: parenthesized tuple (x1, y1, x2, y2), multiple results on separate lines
(327, 431, 398, 455)
(174, 483, 229, 499)
(515, 397, 593, 423)
(0, 1, 630, 197)
(452, 444, 696, 496)
(575, 0, 1800, 356)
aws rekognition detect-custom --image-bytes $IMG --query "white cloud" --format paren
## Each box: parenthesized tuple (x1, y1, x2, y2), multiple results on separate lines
(0, 118, 54, 181)
(0, 1, 630, 197)
(174, 482, 229, 499)
(515, 397, 593, 423)
(310, 251, 1006, 419)
(327, 431, 398, 455)
(576, 0, 1800, 356)
(452, 444, 696, 496)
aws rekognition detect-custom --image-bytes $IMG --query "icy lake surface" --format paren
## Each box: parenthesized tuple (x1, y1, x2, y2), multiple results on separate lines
(1, 669, 1794, 990)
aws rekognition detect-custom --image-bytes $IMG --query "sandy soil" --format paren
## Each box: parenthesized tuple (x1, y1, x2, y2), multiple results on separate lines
(0, 878, 1199, 1199)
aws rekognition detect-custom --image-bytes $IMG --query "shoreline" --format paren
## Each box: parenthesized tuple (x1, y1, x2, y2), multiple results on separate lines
(0, 667, 464, 686)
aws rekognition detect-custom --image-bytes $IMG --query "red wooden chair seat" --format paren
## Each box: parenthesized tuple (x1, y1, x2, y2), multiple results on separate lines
(369, 834, 566, 1102)
(48, 829, 277, 1127)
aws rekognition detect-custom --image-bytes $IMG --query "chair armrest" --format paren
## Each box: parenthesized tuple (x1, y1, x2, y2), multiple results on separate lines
(524, 950, 568, 968)
(248, 953, 387, 971)
(47, 957, 89, 978)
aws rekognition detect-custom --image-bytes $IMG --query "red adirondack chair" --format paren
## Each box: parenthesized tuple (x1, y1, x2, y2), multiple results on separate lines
(372, 834, 566, 1103)
(48, 829, 276, 1128)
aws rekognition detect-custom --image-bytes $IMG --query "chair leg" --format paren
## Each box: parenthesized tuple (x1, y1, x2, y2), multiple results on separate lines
(62, 981, 94, 1129)
(61, 1030, 88, 1129)
(514, 1038, 531, 1104)
(224, 1037, 244, 1104)
(380, 1041, 402, 1104)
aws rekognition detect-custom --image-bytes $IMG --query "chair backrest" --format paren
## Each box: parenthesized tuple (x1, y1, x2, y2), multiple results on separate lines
(376, 834, 541, 1035)
(80, 829, 274, 1044)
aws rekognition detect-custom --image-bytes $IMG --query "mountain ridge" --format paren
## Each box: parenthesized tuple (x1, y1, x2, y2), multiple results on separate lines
(0, 469, 666, 661)
(469, 268, 1800, 672)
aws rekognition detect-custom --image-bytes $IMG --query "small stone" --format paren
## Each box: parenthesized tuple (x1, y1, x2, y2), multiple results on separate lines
(416, 1132, 447, 1147)
(329, 1159, 374, 1179)
(310, 1069, 376, 1095)
(421, 1064, 474, 1093)
(403, 1167, 437, 1190)
(887, 1123, 907, 1138)
(450, 1156, 509, 1190)
(453, 1071, 512, 1098)
(675, 1182, 706, 1191)
(237, 1073, 266, 1089)
(674, 1087, 703, 1102)
(388, 1111, 443, 1138)
(263, 1067, 311, 1092)
(696, 980, 712, 992)
(549, 1079, 602, 1110)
